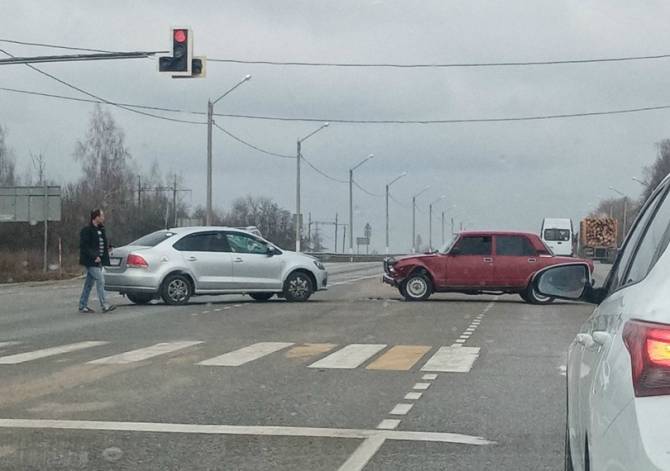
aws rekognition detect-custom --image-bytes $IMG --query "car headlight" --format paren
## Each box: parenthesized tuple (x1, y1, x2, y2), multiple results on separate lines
(313, 260, 325, 270)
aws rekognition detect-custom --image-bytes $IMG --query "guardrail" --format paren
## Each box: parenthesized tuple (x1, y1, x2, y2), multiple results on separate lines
(306, 253, 408, 263)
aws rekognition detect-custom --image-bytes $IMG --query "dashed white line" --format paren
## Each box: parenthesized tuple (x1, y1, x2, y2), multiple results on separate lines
(376, 419, 401, 430)
(413, 382, 431, 390)
(404, 392, 423, 400)
(422, 374, 438, 381)
(389, 403, 413, 415)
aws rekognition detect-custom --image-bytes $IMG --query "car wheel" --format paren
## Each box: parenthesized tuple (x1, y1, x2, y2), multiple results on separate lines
(519, 291, 530, 303)
(126, 293, 154, 305)
(249, 293, 274, 302)
(401, 273, 432, 301)
(160, 274, 193, 305)
(524, 284, 555, 305)
(283, 271, 313, 302)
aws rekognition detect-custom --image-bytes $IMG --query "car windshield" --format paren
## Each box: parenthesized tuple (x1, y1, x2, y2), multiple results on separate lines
(544, 229, 571, 241)
(440, 235, 458, 253)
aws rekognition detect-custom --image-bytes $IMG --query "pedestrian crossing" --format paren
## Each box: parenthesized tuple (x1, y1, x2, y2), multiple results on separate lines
(0, 340, 481, 372)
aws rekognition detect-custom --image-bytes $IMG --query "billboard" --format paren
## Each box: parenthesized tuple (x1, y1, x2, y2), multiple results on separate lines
(0, 186, 62, 222)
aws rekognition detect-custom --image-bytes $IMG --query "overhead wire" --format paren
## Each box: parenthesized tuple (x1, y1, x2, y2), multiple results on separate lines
(212, 122, 294, 159)
(300, 155, 348, 184)
(353, 180, 384, 197)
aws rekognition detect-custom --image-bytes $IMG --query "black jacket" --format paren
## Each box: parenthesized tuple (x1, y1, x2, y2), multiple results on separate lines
(79, 223, 110, 267)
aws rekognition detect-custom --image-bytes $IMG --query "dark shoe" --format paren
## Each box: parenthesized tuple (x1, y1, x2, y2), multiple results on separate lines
(102, 304, 117, 313)
(79, 306, 96, 313)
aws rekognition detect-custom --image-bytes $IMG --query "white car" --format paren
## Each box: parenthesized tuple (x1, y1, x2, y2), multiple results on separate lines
(534, 175, 670, 471)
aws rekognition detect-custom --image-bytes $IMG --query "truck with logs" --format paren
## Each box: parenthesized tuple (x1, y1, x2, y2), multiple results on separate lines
(578, 217, 619, 262)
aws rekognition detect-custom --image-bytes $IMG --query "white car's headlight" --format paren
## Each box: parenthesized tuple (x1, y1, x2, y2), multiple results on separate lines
(313, 260, 325, 270)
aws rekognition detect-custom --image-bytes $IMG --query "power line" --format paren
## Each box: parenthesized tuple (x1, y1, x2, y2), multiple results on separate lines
(8, 84, 670, 126)
(300, 155, 348, 184)
(389, 193, 410, 209)
(212, 122, 294, 159)
(353, 180, 384, 197)
(0, 38, 115, 53)
(208, 54, 670, 68)
(0, 48, 205, 125)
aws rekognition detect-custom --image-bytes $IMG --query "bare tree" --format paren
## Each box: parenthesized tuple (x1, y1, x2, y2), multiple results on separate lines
(0, 125, 16, 186)
(642, 139, 670, 201)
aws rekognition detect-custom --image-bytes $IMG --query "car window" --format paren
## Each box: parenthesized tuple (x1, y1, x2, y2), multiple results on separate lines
(130, 230, 176, 247)
(622, 186, 670, 286)
(173, 232, 230, 252)
(543, 229, 571, 241)
(496, 236, 536, 256)
(607, 186, 666, 290)
(226, 232, 268, 254)
(452, 236, 492, 256)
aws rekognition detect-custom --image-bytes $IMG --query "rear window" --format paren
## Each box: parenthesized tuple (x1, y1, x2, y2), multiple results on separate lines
(130, 230, 176, 247)
(543, 229, 571, 241)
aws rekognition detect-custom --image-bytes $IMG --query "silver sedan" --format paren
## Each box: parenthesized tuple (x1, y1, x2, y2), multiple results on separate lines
(104, 227, 327, 304)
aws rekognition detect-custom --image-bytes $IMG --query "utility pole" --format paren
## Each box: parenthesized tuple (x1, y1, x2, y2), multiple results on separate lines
(308, 212, 313, 247)
(385, 172, 407, 254)
(137, 175, 142, 209)
(206, 75, 253, 226)
(172, 174, 178, 228)
(296, 139, 301, 251)
(349, 168, 354, 259)
(428, 195, 446, 251)
(334, 213, 338, 253)
(441, 211, 445, 246)
(411, 186, 430, 253)
(451, 217, 455, 235)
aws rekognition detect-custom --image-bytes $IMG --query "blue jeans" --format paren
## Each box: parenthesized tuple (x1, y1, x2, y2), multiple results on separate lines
(79, 266, 108, 309)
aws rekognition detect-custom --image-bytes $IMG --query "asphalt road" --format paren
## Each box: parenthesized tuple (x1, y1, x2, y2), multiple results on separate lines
(0, 262, 605, 470)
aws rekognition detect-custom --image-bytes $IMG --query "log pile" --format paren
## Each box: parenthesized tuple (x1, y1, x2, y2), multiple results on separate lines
(580, 218, 618, 247)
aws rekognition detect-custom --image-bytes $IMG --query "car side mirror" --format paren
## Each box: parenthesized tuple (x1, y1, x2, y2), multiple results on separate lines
(267, 246, 280, 257)
(532, 263, 605, 304)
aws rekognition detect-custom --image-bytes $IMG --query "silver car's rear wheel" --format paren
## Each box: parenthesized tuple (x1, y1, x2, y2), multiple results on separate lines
(161, 274, 193, 305)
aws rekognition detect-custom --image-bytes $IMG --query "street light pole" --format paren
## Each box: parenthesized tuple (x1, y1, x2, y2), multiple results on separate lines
(206, 75, 252, 226)
(609, 185, 628, 238)
(295, 123, 329, 252)
(441, 210, 445, 246)
(349, 154, 375, 257)
(428, 195, 445, 251)
(385, 172, 407, 254)
(411, 186, 430, 253)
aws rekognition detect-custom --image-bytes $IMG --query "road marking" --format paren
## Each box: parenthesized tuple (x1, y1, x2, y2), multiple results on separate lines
(329, 274, 381, 286)
(0, 341, 108, 365)
(338, 435, 386, 471)
(308, 344, 387, 369)
(421, 346, 481, 372)
(198, 342, 294, 367)
(459, 334, 470, 339)
(0, 341, 20, 349)
(88, 341, 202, 365)
(455, 339, 466, 344)
(223, 307, 231, 310)
(233, 304, 242, 308)
(0, 418, 496, 445)
(285, 343, 338, 360)
(422, 374, 438, 381)
(366, 345, 431, 371)
(214, 308, 222, 312)
(202, 311, 210, 314)
(389, 403, 413, 415)
(413, 382, 431, 390)
(376, 419, 401, 430)
(465, 327, 475, 332)
(404, 392, 422, 400)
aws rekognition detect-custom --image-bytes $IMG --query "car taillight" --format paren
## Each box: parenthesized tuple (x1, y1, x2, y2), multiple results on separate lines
(127, 254, 149, 269)
(623, 320, 670, 397)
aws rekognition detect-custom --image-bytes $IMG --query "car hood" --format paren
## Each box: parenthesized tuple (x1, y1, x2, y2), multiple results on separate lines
(390, 253, 441, 264)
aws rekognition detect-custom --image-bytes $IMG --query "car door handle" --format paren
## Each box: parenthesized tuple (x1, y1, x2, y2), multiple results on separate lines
(234, 257, 244, 263)
(483, 257, 493, 263)
(187, 256, 197, 261)
(528, 258, 537, 263)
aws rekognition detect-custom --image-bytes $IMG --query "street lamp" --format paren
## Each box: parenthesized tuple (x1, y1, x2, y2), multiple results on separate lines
(428, 195, 446, 251)
(609, 186, 628, 238)
(349, 154, 375, 257)
(295, 122, 329, 252)
(411, 186, 430, 253)
(206, 74, 252, 226)
(385, 172, 407, 254)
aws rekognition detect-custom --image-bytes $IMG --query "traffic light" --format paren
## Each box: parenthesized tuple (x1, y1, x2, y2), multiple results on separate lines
(158, 28, 192, 76)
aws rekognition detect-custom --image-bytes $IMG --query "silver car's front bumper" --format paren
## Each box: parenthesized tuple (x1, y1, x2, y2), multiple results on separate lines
(315, 269, 328, 290)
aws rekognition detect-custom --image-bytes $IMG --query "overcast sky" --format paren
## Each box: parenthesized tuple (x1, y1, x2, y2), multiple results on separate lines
(2, 0, 670, 252)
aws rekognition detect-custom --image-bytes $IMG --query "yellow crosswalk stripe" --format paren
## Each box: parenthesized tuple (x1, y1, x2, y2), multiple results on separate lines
(366, 345, 431, 371)
(285, 343, 338, 360)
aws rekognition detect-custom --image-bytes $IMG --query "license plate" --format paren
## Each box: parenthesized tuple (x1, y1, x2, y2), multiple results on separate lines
(109, 257, 122, 267)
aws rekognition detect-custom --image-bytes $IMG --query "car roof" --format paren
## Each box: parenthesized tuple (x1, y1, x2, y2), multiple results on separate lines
(165, 226, 258, 236)
(458, 230, 539, 238)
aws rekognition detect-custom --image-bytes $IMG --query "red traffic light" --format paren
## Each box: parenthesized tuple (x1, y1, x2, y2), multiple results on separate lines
(174, 29, 187, 43)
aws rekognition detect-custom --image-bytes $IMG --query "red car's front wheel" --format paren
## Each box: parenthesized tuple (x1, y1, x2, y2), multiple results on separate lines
(401, 273, 432, 301)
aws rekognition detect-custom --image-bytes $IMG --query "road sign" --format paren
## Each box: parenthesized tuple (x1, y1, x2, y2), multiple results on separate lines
(0, 186, 61, 223)
(356, 237, 370, 246)
(364, 223, 372, 239)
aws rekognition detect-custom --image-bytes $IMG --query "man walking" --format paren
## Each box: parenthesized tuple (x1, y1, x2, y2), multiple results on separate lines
(78, 208, 116, 313)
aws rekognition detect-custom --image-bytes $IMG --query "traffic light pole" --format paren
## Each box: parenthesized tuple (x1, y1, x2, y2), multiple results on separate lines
(206, 100, 213, 226)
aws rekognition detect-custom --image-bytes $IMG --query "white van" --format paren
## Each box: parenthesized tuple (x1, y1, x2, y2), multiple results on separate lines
(540, 218, 574, 256)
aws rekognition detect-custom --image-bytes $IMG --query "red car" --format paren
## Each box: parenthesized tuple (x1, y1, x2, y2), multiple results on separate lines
(383, 231, 594, 303)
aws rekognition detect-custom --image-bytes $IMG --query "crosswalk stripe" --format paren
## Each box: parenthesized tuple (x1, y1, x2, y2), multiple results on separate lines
(366, 345, 431, 371)
(0, 341, 108, 365)
(285, 343, 338, 360)
(88, 341, 203, 365)
(198, 342, 294, 367)
(420, 346, 480, 372)
(308, 344, 387, 369)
